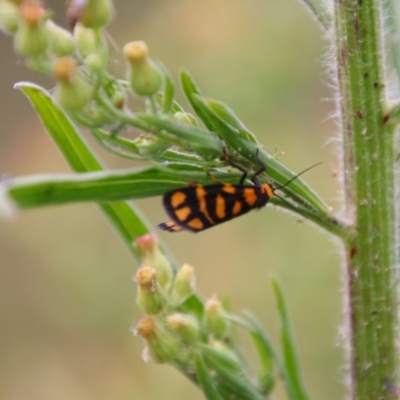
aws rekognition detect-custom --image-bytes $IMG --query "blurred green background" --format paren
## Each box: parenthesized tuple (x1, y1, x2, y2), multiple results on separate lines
(0, 1, 344, 399)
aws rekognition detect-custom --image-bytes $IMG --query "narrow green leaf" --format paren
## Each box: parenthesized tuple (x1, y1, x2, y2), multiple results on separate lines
(228, 312, 299, 399)
(179, 294, 204, 319)
(14, 82, 155, 260)
(4, 167, 242, 210)
(180, 70, 216, 131)
(189, 93, 335, 217)
(204, 354, 266, 400)
(230, 314, 274, 375)
(93, 129, 207, 164)
(271, 278, 309, 400)
(137, 113, 223, 159)
(15, 82, 103, 172)
(160, 64, 175, 114)
(194, 351, 226, 400)
(191, 93, 250, 147)
(206, 98, 258, 144)
(197, 343, 244, 373)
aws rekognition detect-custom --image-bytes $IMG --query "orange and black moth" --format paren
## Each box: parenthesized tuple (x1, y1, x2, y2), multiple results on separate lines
(157, 151, 278, 233)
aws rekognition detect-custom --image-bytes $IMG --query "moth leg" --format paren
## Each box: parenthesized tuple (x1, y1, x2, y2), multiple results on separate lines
(250, 149, 266, 186)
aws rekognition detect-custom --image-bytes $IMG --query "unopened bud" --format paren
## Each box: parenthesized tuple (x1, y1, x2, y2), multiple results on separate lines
(0, 0, 19, 34)
(135, 266, 166, 315)
(170, 264, 196, 306)
(84, 51, 109, 72)
(53, 58, 92, 112)
(123, 41, 162, 97)
(134, 234, 172, 291)
(111, 89, 125, 109)
(203, 297, 231, 339)
(45, 20, 75, 57)
(173, 111, 198, 127)
(70, 0, 114, 29)
(74, 23, 109, 72)
(14, 2, 48, 56)
(135, 316, 180, 363)
(208, 339, 241, 367)
(132, 135, 168, 158)
(166, 313, 200, 343)
(19, 1, 45, 26)
(74, 23, 98, 58)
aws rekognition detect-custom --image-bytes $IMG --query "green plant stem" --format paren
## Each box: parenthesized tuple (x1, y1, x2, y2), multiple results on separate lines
(334, 1, 399, 399)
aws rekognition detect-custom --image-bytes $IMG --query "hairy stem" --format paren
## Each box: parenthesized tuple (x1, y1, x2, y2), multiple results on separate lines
(334, 0, 399, 399)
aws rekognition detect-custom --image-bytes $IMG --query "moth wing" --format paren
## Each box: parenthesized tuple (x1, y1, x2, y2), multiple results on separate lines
(157, 221, 183, 232)
(159, 184, 268, 233)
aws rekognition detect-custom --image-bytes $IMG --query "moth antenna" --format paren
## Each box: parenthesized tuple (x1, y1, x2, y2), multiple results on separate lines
(273, 162, 322, 191)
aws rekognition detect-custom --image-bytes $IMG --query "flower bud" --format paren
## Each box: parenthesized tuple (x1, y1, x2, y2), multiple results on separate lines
(14, 2, 49, 56)
(134, 234, 173, 291)
(74, 23, 98, 58)
(166, 313, 200, 343)
(135, 316, 180, 363)
(135, 266, 166, 315)
(123, 41, 162, 97)
(84, 51, 109, 72)
(132, 135, 168, 158)
(53, 57, 92, 112)
(173, 111, 198, 127)
(0, 0, 19, 34)
(73, 24, 109, 72)
(45, 20, 75, 57)
(170, 264, 196, 306)
(208, 339, 241, 367)
(111, 89, 125, 109)
(203, 297, 231, 339)
(74, 0, 114, 29)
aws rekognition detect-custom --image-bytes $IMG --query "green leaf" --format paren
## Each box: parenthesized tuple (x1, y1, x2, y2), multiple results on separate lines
(206, 97, 258, 144)
(179, 294, 205, 319)
(180, 70, 215, 131)
(4, 166, 243, 210)
(193, 351, 226, 400)
(271, 278, 309, 400)
(197, 343, 244, 373)
(13, 82, 156, 260)
(160, 63, 175, 114)
(204, 353, 266, 400)
(16, 82, 103, 172)
(181, 71, 349, 238)
(189, 93, 339, 216)
(229, 313, 275, 375)
(136, 113, 223, 159)
(91, 128, 149, 161)
(181, 76, 328, 212)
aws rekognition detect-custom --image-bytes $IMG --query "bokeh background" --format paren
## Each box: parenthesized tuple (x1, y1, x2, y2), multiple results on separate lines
(0, 1, 345, 399)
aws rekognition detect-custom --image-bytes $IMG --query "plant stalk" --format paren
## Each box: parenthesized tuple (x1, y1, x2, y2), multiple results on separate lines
(334, 0, 399, 398)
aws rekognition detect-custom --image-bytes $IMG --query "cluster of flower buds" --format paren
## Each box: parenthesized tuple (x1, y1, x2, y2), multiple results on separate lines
(0, 1, 168, 123)
(133, 234, 236, 367)
(0, 0, 209, 161)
